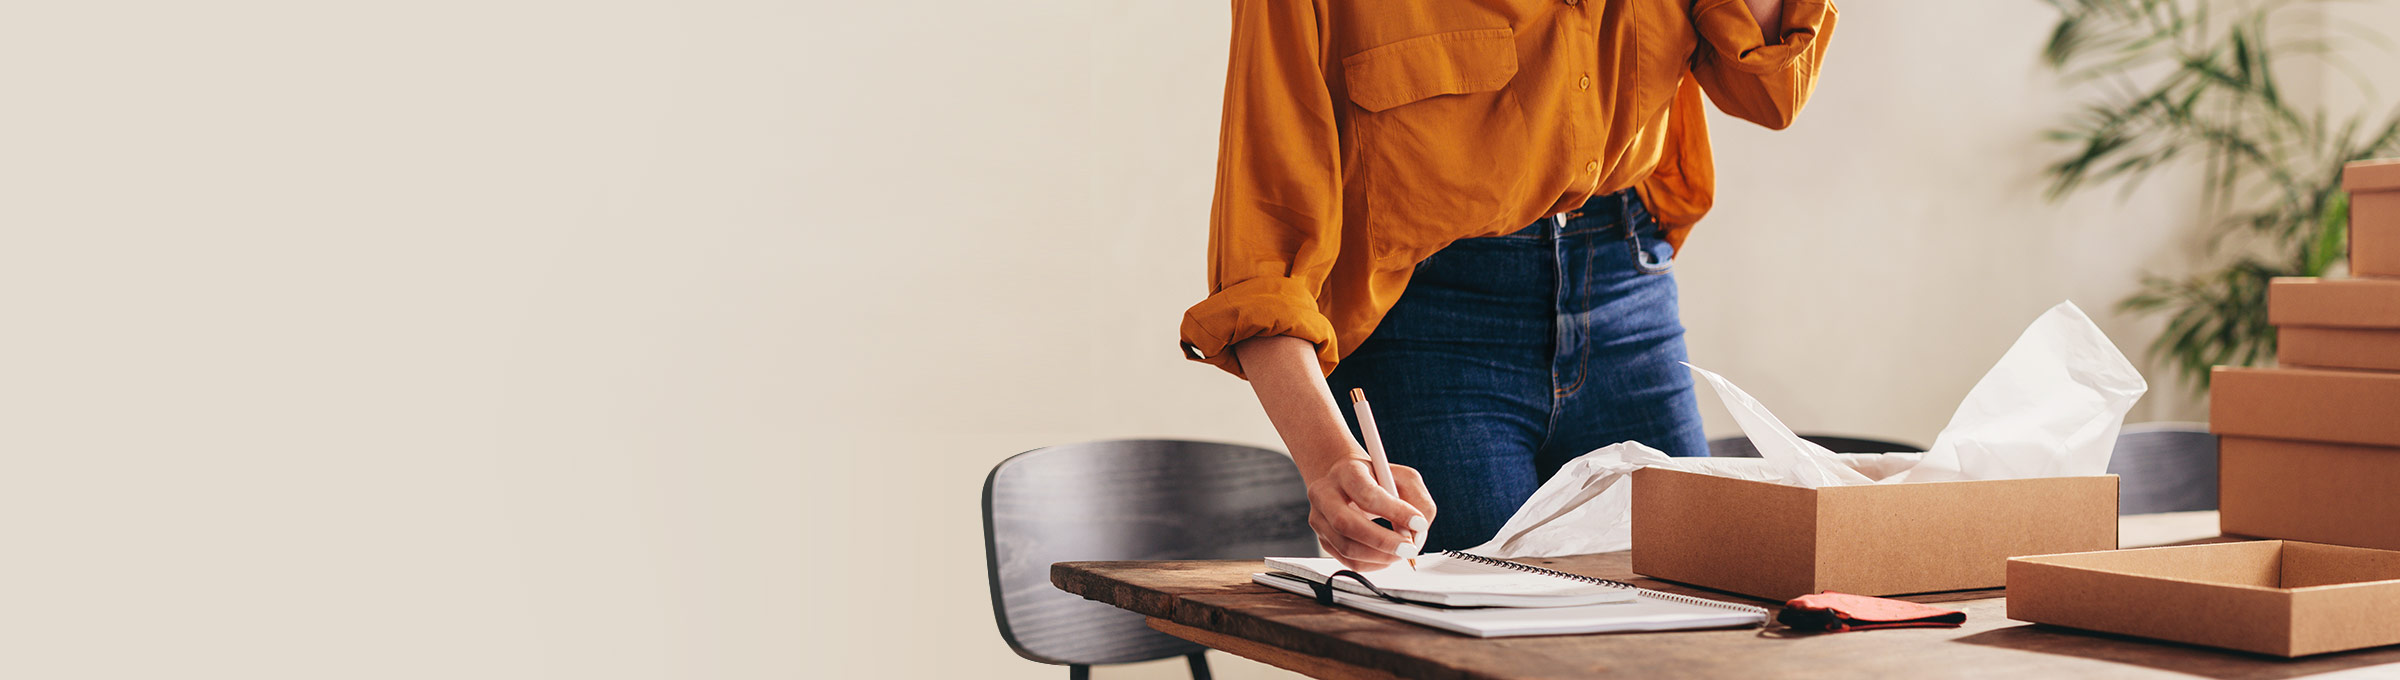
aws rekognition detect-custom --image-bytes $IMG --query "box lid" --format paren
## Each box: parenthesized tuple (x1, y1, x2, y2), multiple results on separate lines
(2270, 277, 2400, 329)
(2349, 159, 2400, 192)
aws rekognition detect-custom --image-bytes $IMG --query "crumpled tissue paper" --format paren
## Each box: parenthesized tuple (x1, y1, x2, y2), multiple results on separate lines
(1466, 301, 2147, 559)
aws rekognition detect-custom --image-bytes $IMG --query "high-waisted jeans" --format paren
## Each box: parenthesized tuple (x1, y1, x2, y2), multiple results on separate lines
(1329, 189, 1708, 552)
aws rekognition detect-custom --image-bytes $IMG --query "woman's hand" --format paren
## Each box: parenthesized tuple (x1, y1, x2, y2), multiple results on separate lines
(1301, 455, 1437, 571)
(1233, 335, 1439, 571)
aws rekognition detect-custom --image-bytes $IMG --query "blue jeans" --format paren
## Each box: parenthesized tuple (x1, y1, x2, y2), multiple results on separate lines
(1329, 189, 1708, 553)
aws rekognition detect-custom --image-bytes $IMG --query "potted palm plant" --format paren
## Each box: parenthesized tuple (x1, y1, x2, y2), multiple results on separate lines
(2039, 0, 2400, 392)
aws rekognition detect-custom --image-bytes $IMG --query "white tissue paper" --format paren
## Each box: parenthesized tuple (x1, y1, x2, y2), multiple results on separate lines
(1466, 301, 2147, 559)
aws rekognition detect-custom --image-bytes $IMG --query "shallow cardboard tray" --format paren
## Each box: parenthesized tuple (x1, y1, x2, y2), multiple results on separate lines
(2010, 540, 2400, 657)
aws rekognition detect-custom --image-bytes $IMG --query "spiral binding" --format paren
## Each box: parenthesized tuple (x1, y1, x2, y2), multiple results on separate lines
(1437, 550, 1636, 589)
(1437, 550, 1768, 614)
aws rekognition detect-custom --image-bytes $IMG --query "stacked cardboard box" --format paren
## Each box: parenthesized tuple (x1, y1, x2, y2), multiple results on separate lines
(2213, 159, 2400, 549)
(2350, 159, 2400, 277)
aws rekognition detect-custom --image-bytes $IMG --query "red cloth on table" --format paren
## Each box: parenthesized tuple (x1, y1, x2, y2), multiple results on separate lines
(1776, 592, 1966, 633)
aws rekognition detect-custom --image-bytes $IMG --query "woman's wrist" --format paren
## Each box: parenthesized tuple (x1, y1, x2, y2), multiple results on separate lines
(1231, 335, 1363, 480)
(1287, 429, 1369, 482)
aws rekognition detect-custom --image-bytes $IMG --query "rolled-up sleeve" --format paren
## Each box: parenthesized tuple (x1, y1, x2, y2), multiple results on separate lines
(1178, 0, 1343, 379)
(1690, 0, 1837, 130)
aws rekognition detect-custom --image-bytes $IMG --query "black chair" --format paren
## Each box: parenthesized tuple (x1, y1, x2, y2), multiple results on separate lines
(983, 440, 1315, 680)
(2106, 422, 2218, 515)
(1706, 434, 1925, 458)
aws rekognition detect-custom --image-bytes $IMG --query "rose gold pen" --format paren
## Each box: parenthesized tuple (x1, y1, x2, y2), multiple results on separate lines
(1350, 388, 1421, 570)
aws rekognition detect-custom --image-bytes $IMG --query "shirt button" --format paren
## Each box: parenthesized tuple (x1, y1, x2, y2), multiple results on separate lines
(1578, 74, 1591, 90)
(1586, 161, 1600, 174)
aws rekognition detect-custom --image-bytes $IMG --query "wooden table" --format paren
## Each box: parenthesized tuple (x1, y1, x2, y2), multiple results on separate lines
(1052, 512, 2400, 679)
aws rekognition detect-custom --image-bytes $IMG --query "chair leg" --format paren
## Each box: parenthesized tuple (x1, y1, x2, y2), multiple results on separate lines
(1186, 652, 1212, 680)
(1069, 664, 1089, 680)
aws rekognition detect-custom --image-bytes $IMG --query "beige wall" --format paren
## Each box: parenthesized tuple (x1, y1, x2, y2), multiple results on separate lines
(4, 1, 2387, 679)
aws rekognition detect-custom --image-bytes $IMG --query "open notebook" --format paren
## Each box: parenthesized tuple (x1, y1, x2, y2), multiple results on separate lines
(1266, 553, 1636, 607)
(1256, 550, 1767, 638)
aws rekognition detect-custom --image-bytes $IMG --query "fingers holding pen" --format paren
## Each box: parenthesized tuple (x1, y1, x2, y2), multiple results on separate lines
(1338, 460, 1428, 543)
(1309, 503, 1400, 570)
(1329, 499, 1411, 556)
(1307, 460, 1422, 570)
(1388, 463, 1439, 530)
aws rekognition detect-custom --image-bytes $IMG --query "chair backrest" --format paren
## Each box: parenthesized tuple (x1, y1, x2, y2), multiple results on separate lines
(2106, 422, 2218, 515)
(1706, 434, 1925, 458)
(982, 439, 1314, 667)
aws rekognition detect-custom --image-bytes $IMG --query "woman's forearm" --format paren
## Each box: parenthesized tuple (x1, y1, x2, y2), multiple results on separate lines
(1235, 334, 1434, 569)
(1233, 335, 1366, 478)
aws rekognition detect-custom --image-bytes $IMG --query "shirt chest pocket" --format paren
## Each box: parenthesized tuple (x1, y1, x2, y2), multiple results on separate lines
(1342, 28, 1530, 268)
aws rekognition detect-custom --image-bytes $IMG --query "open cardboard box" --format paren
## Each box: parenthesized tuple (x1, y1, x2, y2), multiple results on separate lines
(1630, 467, 2118, 601)
(2009, 541, 2400, 657)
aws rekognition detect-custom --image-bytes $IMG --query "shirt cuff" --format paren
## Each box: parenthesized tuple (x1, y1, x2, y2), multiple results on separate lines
(1179, 275, 1339, 379)
(1694, 0, 1833, 75)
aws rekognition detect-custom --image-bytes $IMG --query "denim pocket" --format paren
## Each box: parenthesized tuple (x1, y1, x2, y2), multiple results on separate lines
(1626, 227, 1674, 276)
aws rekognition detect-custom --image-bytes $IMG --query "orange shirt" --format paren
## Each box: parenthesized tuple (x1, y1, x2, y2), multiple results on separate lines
(1178, 0, 1837, 378)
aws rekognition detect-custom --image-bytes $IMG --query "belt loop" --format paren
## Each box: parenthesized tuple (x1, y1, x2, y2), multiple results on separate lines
(1620, 190, 1636, 237)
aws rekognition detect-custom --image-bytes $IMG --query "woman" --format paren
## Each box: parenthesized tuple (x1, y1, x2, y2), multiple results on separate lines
(1179, 0, 1836, 570)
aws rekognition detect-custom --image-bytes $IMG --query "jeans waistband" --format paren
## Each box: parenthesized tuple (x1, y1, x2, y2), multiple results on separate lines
(1490, 189, 1648, 240)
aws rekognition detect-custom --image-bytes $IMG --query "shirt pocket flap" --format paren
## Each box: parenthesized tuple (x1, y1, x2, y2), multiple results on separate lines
(1342, 28, 1519, 113)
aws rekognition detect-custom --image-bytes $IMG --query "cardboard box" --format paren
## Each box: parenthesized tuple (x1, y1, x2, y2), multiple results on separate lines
(2009, 541, 2400, 657)
(2210, 367, 2400, 448)
(2280, 327, 2400, 372)
(2271, 277, 2400, 371)
(1629, 467, 2117, 601)
(2270, 276, 2400, 326)
(2220, 436, 2400, 550)
(2352, 159, 2400, 278)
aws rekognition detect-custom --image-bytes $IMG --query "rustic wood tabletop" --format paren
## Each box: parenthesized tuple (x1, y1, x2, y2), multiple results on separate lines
(1052, 512, 2400, 679)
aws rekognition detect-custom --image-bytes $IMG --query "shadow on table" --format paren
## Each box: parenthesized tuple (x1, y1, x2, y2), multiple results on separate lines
(1954, 623, 2400, 680)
